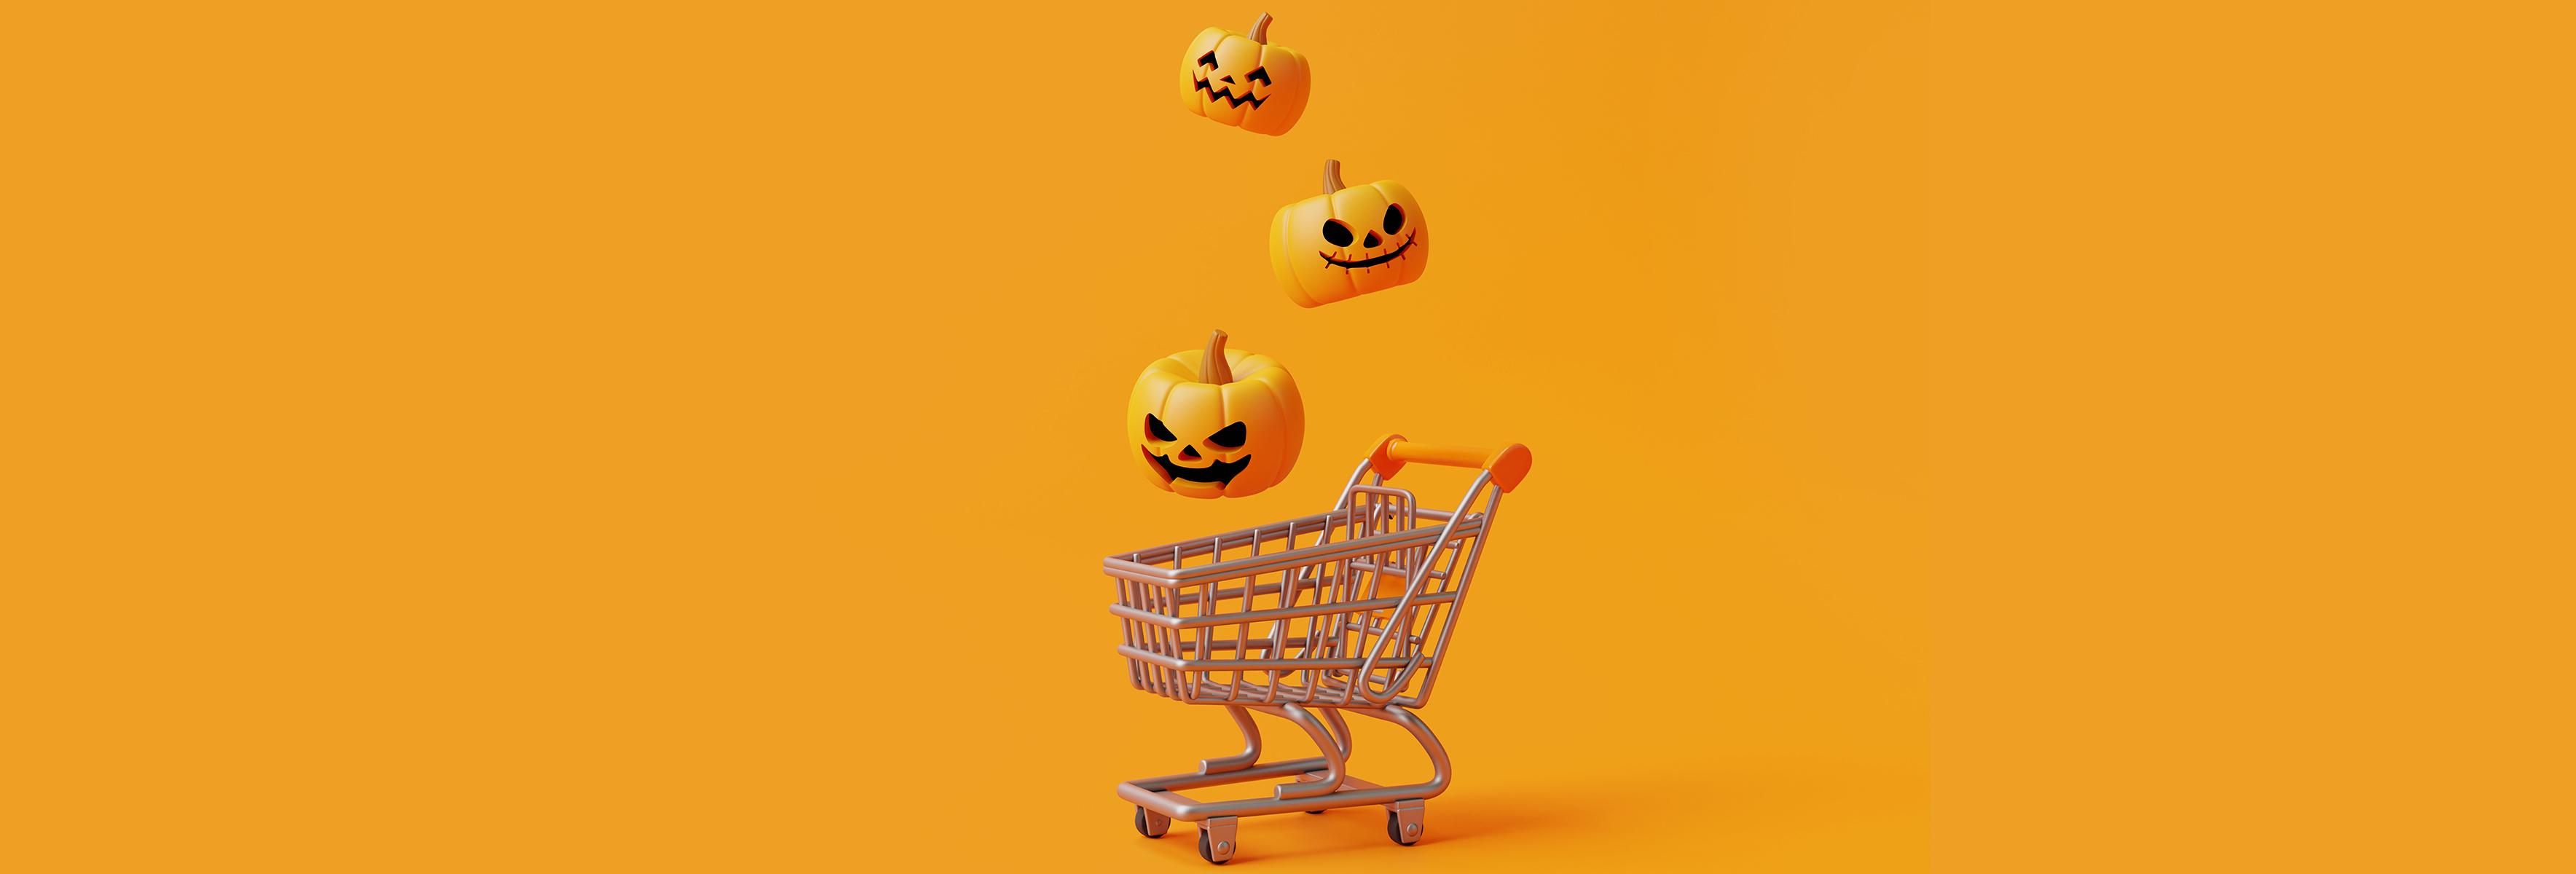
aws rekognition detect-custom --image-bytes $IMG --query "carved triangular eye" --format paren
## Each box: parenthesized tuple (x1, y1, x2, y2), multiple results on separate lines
(1146, 414, 1179, 442)
(1208, 421, 1248, 449)
(1246, 66, 1271, 85)
(1197, 52, 1218, 68)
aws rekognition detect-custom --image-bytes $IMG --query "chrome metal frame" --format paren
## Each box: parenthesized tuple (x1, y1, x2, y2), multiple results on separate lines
(1105, 446, 1515, 860)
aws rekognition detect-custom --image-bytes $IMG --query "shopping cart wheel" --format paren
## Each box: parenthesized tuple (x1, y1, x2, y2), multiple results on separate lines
(1197, 828, 1232, 865)
(1385, 802, 1425, 846)
(1134, 806, 1170, 838)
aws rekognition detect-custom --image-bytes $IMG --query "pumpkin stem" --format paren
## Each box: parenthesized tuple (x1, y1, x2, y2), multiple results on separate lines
(1248, 12, 1273, 44)
(1202, 329, 1233, 385)
(1322, 159, 1345, 194)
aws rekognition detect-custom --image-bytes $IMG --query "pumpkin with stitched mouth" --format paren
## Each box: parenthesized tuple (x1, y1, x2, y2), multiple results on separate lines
(1179, 12, 1311, 135)
(1269, 160, 1432, 308)
(1127, 329, 1304, 499)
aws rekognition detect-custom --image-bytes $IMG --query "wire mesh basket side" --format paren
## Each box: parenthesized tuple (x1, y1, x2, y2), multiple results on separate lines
(1108, 464, 1509, 709)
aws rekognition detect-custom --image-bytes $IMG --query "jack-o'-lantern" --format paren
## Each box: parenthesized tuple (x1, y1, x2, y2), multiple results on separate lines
(1179, 13, 1311, 136)
(1269, 160, 1432, 308)
(1128, 329, 1303, 499)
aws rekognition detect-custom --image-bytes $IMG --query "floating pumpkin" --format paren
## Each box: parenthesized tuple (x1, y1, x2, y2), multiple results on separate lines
(1179, 12, 1311, 136)
(1128, 330, 1303, 499)
(1269, 160, 1432, 308)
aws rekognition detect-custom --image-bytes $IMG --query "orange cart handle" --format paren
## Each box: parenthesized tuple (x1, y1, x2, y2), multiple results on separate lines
(1364, 434, 1534, 493)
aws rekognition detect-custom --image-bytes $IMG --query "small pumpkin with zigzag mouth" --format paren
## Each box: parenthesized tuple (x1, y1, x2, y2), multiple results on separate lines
(1179, 13, 1311, 135)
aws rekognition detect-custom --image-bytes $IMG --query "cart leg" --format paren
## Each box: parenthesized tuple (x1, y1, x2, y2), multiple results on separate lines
(1357, 704, 1452, 793)
(1200, 706, 1261, 775)
(1198, 815, 1239, 864)
(1319, 707, 1355, 760)
(1264, 704, 1347, 801)
(1294, 708, 1355, 811)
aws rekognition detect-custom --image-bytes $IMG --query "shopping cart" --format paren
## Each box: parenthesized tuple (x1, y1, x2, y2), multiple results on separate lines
(1104, 434, 1533, 864)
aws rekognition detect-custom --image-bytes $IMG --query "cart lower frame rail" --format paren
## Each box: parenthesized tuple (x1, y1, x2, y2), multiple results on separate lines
(1118, 702, 1448, 862)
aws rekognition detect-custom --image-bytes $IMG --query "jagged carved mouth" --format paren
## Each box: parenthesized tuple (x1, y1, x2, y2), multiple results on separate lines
(1150, 449, 1251, 484)
(1193, 76, 1268, 109)
(1319, 232, 1417, 269)
(1193, 56, 1273, 109)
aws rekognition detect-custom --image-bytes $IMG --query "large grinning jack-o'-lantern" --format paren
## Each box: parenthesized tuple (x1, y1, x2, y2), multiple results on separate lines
(1269, 160, 1432, 308)
(1179, 12, 1312, 136)
(1127, 330, 1304, 499)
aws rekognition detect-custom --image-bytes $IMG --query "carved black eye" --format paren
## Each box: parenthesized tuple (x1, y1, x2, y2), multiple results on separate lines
(1208, 421, 1247, 449)
(1246, 66, 1271, 85)
(1321, 219, 1354, 246)
(1197, 51, 1218, 68)
(1383, 205, 1405, 234)
(1145, 414, 1178, 442)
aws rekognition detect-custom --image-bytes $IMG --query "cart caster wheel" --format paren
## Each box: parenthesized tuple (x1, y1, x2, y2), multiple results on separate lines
(1134, 806, 1169, 838)
(1386, 811, 1423, 846)
(1195, 816, 1239, 864)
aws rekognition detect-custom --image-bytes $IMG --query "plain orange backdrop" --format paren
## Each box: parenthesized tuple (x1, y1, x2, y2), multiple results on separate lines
(22, 1, 2567, 872)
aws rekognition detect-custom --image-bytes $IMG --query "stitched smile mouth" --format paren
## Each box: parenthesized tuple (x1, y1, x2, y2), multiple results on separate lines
(1319, 233, 1416, 269)
(1193, 77, 1268, 109)
(1150, 450, 1251, 484)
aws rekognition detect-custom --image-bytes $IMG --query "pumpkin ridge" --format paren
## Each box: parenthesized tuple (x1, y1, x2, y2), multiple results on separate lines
(1231, 374, 1302, 479)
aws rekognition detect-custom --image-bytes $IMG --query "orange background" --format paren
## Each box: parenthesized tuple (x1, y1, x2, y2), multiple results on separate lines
(1927, 2, 2573, 870)
(16, 1, 2572, 870)
(9, 1, 1923, 869)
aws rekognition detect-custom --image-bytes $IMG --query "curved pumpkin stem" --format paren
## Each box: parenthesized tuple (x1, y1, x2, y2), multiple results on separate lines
(1322, 159, 1345, 195)
(1248, 12, 1273, 44)
(1202, 329, 1233, 384)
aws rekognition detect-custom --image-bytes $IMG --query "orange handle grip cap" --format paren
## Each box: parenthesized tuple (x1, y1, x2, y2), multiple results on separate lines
(1365, 434, 1534, 493)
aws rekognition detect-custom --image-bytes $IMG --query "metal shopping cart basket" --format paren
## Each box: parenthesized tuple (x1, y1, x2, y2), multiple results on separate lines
(1104, 434, 1534, 864)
